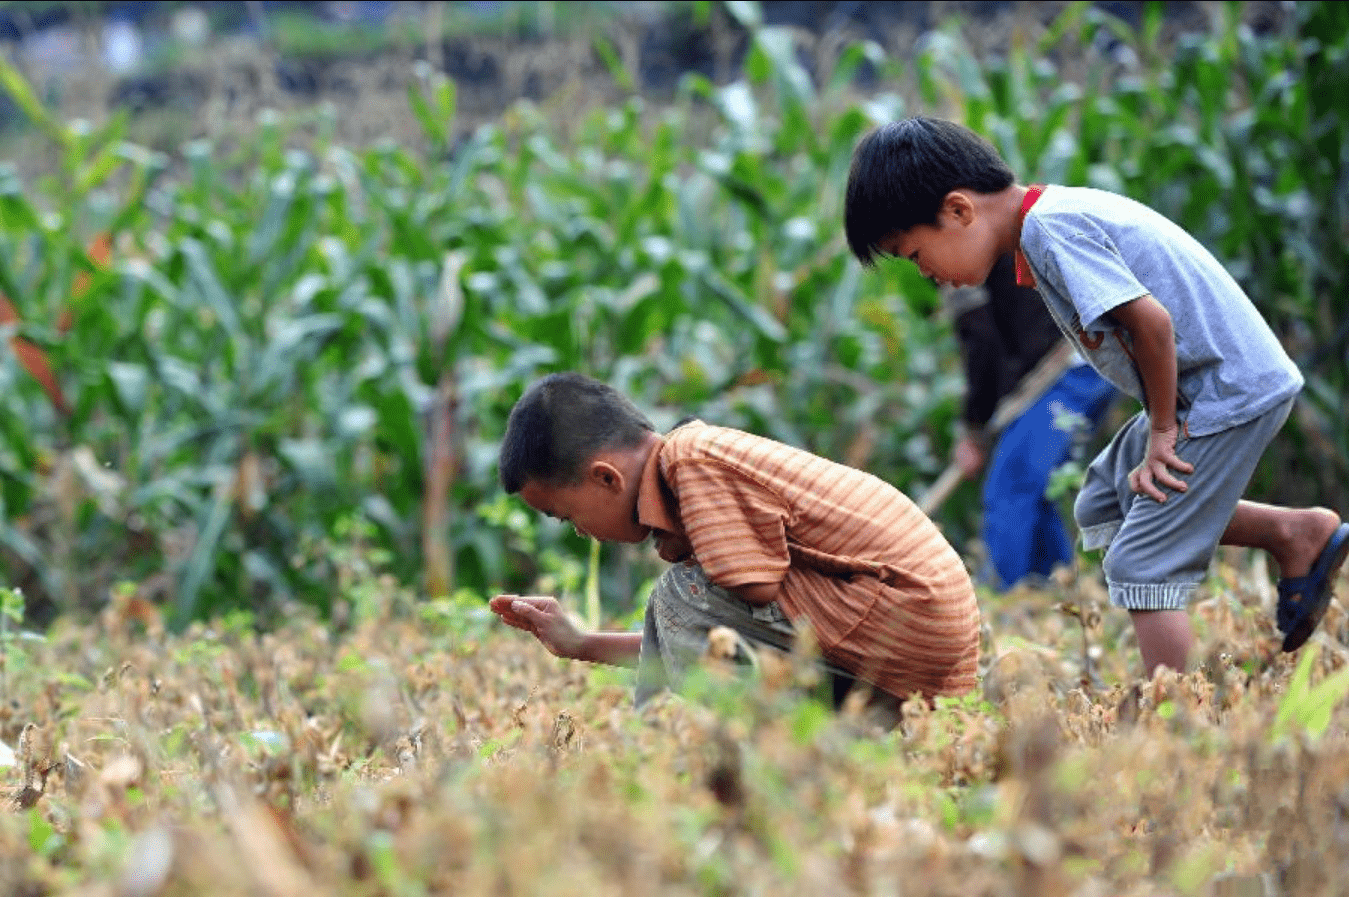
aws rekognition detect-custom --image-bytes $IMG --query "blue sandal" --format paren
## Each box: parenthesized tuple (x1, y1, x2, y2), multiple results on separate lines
(1277, 522, 1349, 652)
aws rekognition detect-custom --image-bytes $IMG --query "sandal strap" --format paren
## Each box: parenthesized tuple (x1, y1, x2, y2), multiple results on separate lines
(1274, 522, 1349, 640)
(1277, 575, 1315, 600)
(1277, 575, 1317, 632)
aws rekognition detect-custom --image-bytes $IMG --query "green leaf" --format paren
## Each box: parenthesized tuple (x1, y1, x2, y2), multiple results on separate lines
(27, 807, 62, 856)
(723, 0, 763, 30)
(0, 585, 24, 622)
(106, 362, 150, 415)
(76, 143, 131, 195)
(0, 190, 44, 236)
(0, 57, 68, 149)
(755, 27, 816, 108)
(1271, 644, 1349, 742)
(702, 270, 786, 343)
(246, 171, 302, 267)
(789, 698, 831, 744)
(178, 239, 244, 343)
(407, 73, 458, 148)
(279, 438, 335, 489)
(829, 41, 886, 93)
(592, 34, 636, 93)
(176, 485, 234, 623)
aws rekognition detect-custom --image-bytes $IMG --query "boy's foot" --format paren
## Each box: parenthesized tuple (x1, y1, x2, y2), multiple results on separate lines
(1277, 522, 1349, 652)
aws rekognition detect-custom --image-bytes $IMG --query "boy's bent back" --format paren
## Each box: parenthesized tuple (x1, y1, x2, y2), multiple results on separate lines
(655, 421, 981, 699)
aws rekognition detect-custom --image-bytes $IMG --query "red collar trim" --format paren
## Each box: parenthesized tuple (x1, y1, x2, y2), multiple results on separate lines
(1014, 184, 1046, 288)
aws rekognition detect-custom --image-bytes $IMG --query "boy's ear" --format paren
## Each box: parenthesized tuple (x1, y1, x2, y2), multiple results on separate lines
(941, 190, 977, 225)
(586, 459, 626, 493)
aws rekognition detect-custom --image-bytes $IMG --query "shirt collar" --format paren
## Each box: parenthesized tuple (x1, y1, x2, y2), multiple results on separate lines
(635, 433, 680, 535)
(1015, 183, 1046, 288)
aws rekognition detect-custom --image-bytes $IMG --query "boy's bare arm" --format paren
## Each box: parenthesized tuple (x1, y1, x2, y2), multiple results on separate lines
(1109, 294, 1195, 502)
(489, 595, 642, 666)
(571, 631, 643, 666)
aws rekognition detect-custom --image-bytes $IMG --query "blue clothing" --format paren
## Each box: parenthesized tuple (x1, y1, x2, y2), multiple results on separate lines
(981, 364, 1116, 590)
(1020, 186, 1303, 437)
(943, 253, 1118, 591)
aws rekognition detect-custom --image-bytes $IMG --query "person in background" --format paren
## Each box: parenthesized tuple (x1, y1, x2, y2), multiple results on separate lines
(943, 252, 1116, 590)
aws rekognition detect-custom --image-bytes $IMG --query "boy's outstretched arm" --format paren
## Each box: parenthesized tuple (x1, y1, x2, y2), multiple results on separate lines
(489, 594, 642, 666)
(1109, 295, 1195, 502)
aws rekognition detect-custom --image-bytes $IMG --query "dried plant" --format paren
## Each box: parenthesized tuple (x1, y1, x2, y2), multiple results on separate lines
(0, 552, 1341, 895)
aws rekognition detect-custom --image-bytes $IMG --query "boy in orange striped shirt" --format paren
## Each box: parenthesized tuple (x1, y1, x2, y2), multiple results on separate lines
(490, 372, 981, 711)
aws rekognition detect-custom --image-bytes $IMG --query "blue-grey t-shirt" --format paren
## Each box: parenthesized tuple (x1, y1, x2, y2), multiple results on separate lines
(1019, 185, 1303, 437)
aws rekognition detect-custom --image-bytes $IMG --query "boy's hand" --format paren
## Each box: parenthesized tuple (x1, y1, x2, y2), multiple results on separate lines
(1129, 423, 1194, 502)
(489, 594, 586, 659)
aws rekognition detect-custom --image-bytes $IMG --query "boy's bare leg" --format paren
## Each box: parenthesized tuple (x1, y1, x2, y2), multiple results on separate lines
(1130, 609, 1194, 676)
(1220, 502, 1342, 578)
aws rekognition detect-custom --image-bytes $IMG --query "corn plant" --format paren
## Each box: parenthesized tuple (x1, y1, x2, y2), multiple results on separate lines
(1, 2, 1343, 626)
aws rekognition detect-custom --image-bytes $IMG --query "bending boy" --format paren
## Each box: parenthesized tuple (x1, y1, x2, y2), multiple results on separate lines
(490, 372, 981, 710)
(844, 116, 1349, 675)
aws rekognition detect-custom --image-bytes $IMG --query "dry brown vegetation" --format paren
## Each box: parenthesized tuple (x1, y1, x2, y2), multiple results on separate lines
(1, 550, 1347, 896)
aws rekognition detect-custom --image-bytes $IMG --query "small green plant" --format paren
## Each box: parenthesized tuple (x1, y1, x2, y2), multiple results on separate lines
(1269, 644, 1349, 743)
(415, 588, 496, 647)
(0, 585, 27, 703)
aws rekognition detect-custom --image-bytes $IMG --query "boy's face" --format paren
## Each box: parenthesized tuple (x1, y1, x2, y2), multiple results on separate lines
(519, 467, 651, 545)
(878, 191, 999, 289)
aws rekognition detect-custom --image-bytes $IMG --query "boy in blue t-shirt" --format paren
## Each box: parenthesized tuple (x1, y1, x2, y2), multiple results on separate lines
(843, 116, 1349, 676)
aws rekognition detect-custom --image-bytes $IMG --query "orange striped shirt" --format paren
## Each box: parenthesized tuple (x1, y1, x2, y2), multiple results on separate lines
(635, 421, 980, 700)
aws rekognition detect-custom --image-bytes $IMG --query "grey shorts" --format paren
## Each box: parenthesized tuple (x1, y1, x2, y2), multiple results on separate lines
(1073, 398, 1294, 611)
(633, 560, 858, 707)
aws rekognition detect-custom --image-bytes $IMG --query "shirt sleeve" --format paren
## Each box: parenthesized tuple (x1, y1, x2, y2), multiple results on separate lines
(666, 458, 792, 591)
(1025, 213, 1151, 330)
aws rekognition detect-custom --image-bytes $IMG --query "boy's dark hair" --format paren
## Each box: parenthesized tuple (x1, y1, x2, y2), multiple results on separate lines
(499, 372, 655, 493)
(844, 117, 1016, 268)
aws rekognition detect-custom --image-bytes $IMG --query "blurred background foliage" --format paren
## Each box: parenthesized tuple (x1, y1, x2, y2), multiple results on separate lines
(0, 0, 1344, 630)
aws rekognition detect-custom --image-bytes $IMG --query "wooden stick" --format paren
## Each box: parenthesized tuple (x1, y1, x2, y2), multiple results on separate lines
(917, 339, 1079, 516)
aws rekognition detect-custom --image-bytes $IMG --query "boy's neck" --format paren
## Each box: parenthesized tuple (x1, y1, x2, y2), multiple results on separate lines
(1001, 184, 1035, 255)
(601, 430, 662, 486)
(633, 430, 662, 471)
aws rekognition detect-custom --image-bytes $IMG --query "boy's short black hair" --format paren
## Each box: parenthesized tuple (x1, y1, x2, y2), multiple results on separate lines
(844, 117, 1016, 268)
(498, 372, 655, 493)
